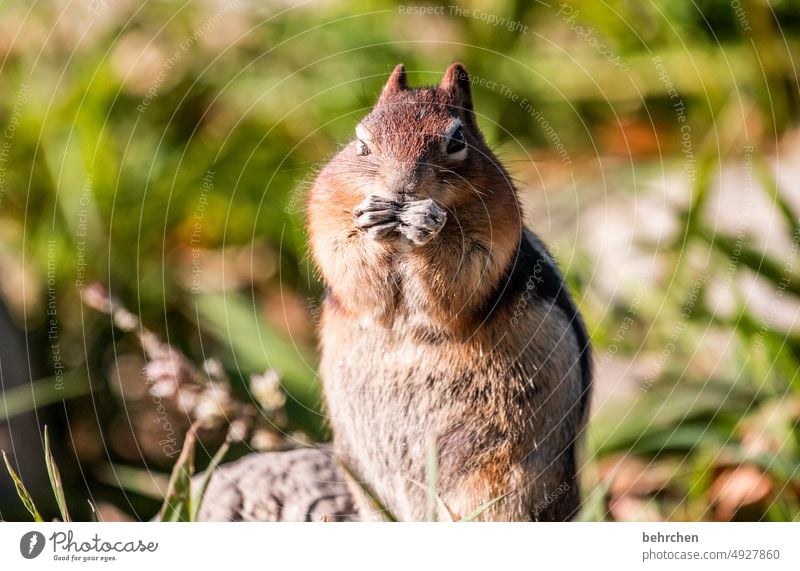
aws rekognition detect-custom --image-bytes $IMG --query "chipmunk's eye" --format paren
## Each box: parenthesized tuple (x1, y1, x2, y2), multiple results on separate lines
(446, 126, 466, 154)
(356, 139, 370, 156)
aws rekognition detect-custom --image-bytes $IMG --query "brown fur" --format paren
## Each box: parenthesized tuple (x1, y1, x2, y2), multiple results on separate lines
(306, 63, 591, 521)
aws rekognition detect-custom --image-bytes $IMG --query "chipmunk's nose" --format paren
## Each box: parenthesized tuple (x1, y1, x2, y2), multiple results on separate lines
(384, 165, 420, 199)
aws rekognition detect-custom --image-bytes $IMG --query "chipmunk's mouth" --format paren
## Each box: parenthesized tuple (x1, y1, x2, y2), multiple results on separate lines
(379, 165, 427, 202)
(373, 188, 422, 205)
(396, 191, 422, 203)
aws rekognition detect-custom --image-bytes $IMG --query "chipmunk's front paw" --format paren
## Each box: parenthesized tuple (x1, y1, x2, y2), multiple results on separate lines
(398, 199, 447, 246)
(353, 195, 400, 239)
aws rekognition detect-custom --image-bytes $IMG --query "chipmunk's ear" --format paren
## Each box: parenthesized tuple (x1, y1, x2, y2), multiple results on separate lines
(378, 64, 408, 104)
(440, 62, 474, 114)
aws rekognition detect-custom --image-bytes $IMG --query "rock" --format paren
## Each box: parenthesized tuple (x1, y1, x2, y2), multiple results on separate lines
(195, 447, 359, 522)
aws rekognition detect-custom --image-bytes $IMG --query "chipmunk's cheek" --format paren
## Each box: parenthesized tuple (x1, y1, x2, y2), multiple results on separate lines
(353, 174, 392, 201)
(419, 183, 454, 209)
(372, 187, 402, 201)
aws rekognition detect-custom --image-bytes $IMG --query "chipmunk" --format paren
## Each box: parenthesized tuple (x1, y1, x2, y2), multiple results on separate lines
(306, 63, 591, 521)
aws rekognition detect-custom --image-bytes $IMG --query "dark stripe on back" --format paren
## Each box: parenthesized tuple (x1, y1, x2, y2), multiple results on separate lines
(481, 231, 592, 420)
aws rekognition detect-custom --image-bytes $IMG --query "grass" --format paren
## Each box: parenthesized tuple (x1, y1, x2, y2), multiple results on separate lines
(4, 422, 236, 523)
(2, 450, 44, 522)
(44, 426, 71, 522)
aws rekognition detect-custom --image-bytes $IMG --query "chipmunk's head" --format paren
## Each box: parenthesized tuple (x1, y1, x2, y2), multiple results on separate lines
(348, 63, 506, 208)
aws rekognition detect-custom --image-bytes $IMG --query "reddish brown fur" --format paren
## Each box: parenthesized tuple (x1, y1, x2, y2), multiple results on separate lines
(306, 63, 590, 521)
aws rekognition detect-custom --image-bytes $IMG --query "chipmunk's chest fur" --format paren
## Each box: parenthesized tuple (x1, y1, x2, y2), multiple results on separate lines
(318, 234, 588, 520)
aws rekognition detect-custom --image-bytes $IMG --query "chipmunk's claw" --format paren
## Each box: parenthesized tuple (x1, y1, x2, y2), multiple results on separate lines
(398, 198, 447, 246)
(354, 195, 446, 245)
(354, 195, 401, 239)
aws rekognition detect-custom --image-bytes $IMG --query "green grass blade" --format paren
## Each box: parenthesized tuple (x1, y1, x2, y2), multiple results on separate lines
(337, 459, 398, 522)
(190, 433, 233, 521)
(575, 479, 610, 522)
(698, 228, 800, 298)
(44, 426, 71, 522)
(425, 435, 439, 522)
(93, 463, 170, 499)
(0, 374, 91, 421)
(2, 450, 44, 522)
(87, 500, 100, 522)
(460, 492, 511, 522)
(754, 155, 799, 236)
(158, 423, 199, 522)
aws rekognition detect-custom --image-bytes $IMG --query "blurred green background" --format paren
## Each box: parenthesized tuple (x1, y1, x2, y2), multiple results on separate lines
(0, 0, 798, 522)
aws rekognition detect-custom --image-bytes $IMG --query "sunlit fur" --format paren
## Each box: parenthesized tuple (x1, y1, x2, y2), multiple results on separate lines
(306, 63, 591, 521)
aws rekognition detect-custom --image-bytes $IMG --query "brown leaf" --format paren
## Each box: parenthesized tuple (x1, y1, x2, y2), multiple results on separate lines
(708, 465, 772, 521)
(600, 454, 671, 497)
(608, 494, 663, 522)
